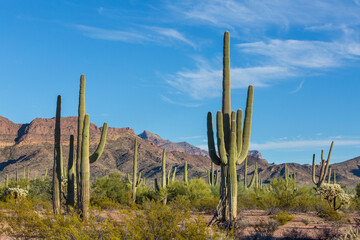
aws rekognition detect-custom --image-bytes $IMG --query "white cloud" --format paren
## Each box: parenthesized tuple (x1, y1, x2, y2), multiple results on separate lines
(165, 57, 293, 100)
(250, 139, 360, 150)
(74, 24, 195, 48)
(170, 0, 360, 30)
(237, 39, 360, 69)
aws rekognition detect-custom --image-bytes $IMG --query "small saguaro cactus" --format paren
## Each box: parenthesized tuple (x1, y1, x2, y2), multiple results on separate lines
(244, 158, 258, 189)
(312, 141, 334, 188)
(207, 31, 254, 224)
(128, 139, 143, 203)
(327, 168, 337, 184)
(66, 135, 76, 207)
(184, 161, 188, 184)
(76, 75, 108, 207)
(53, 95, 62, 215)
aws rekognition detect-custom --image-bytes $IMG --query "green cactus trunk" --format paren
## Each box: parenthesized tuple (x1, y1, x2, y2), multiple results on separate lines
(53, 95, 62, 215)
(132, 139, 138, 203)
(184, 161, 188, 184)
(161, 149, 166, 188)
(80, 114, 90, 219)
(207, 31, 254, 225)
(76, 75, 108, 207)
(66, 135, 76, 207)
(76, 75, 86, 207)
(312, 141, 334, 188)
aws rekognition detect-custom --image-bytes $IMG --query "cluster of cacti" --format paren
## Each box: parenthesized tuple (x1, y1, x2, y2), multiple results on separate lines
(52, 75, 108, 218)
(127, 139, 143, 203)
(208, 162, 219, 186)
(207, 31, 254, 224)
(312, 141, 334, 188)
(154, 149, 176, 190)
(284, 164, 296, 185)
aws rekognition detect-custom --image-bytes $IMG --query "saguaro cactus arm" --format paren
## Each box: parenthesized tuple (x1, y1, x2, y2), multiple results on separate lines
(237, 85, 254, 164)
(207, 112, 221, 165)
(89, 123, 108, 164)
(216, 111, 228, 165)
(80, 114, 90, 218)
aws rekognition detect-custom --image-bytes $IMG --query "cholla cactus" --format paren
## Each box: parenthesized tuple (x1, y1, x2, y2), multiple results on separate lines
(4, 188, 28, 199)
(316, 183, 350, 210)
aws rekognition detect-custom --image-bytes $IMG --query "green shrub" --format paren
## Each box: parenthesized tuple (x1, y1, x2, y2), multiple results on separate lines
(90, 173, 129, 207)
(317, 208, 342, 221)
(270, 211, 295, 225)
(301, 218, 311, 225)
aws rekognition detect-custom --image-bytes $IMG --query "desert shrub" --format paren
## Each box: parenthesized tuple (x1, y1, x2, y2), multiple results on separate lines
(270, 211, 295, 225)
(301, 218, 311, 225)
(166, 178, 216, 211)
(28, 178, 52, 201)
(251, 219, 279, 239)
(90, 173, 129, 207)
(318, 208, 342, 221)
(282, 228, 311, 240)
(317, 183, 350, 210)
(121, 200, 220, 239)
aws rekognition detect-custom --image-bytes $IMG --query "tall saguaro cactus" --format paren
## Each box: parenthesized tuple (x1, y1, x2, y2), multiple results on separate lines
(53, 95, 63, 215)
(80, 114, 90, 218)
(312, 141, 334, 188)
(207, 31, 254, 224)
(76, 75, 108, 208)
(184, 161, 188, 184)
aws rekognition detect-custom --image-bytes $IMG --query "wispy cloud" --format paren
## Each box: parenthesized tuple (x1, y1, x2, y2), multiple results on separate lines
(237, 39, 360, 69)
(250, 139, 360, 150)
(74, 24, 196, 48)
(290, 80, 304, 94)
(170, 0, 360, 30)
(164, 57, 293, 100)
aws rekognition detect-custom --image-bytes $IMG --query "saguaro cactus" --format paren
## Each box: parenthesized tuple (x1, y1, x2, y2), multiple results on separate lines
(53, 95, 62, 215)
(207, 31, 254, 224)
(80, 114, 90, 218)
(128, 139, 143, 203)
(66, 135, 76, 207)
(208, 162, 219, 186)
(76, 75, 108, 207)
(244, 159, 258, 189)
(312, 141, 334, 188)
(184, 161, 188, 184)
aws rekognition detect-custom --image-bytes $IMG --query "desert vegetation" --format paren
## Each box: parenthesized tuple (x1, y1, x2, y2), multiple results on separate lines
(0, 31, 360, 240)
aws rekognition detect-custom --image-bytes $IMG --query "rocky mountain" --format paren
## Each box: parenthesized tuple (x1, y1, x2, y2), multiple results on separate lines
(0, 116, 360, 187)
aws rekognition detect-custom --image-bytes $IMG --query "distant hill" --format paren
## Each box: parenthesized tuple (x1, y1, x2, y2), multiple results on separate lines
(0, 116, 359, 186)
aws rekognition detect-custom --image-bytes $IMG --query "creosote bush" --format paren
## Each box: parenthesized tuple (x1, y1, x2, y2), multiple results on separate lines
(270, 211, 295, 225)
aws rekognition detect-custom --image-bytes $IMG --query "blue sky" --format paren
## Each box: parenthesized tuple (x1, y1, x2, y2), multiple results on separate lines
(1, 0, 360, 164)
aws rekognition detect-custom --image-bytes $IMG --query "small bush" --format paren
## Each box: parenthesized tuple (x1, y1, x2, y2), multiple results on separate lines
(301, 218, 311, 225)
(317, 208, 342, 221)
(251, 219, 279, 238)
(282, 228, 311, 240)
(270, 211, 295, 225)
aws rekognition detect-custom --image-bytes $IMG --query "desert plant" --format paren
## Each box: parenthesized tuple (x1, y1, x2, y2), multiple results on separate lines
(53, 95, 62, 214)
(312, 141, 334, 188)
(208, 162, 219, 186)
(316, 183, 350, 211)
(76, 74, 108, 210)
(270, 211, 295, 225)
(207, 31, 254, 224)
(127, 138, 143, 203)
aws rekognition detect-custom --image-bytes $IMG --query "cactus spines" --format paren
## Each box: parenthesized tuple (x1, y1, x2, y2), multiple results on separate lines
(80, 114, 90, 219)
(53, 95, 62, 215)
(207, 31, 254, 224)
(129, 139, 143, 203)
(184, 161, 188, 184)
(312, 141, 334, 188)
(66, 135, 76, 207)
